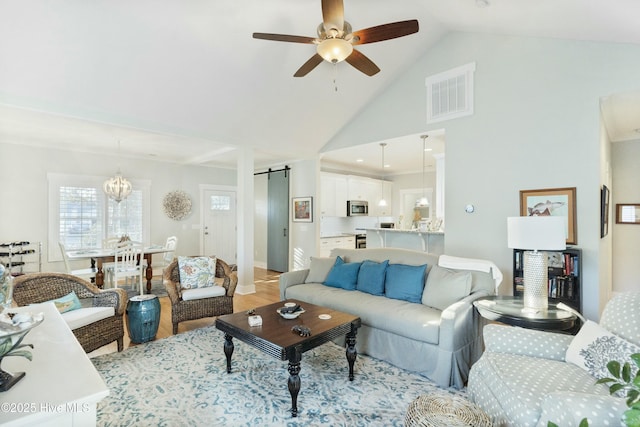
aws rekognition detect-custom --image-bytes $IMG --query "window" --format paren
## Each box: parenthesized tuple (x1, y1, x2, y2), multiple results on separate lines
(48, 173, 150, 261)
(425, 62, 476, 124)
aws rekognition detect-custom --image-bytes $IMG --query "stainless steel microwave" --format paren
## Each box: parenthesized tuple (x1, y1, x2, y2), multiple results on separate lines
(347, 200, 368, 216)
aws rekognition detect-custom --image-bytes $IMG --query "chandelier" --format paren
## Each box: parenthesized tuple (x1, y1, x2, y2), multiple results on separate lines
(103, 169, 132, 203)
(103, 141, 132, 203)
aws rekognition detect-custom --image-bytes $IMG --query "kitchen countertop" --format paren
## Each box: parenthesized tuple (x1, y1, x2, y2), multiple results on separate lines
(320, 233, 357, 238)
(364, 228, 444, 234)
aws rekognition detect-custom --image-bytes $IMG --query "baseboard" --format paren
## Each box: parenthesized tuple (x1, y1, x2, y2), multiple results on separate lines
(254, 260, 267, 269)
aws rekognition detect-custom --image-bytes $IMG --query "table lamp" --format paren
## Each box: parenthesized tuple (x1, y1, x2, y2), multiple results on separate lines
(507, 216, 566, 312)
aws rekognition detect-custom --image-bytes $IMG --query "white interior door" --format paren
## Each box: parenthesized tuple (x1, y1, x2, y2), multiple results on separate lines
(203, 189, 237, 264)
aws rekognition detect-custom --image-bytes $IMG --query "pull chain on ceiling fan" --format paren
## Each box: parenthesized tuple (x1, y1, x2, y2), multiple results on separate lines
(253, 0, 419, 77)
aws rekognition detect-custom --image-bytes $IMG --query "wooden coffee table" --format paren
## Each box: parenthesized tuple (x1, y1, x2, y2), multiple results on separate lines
(215, 299, 361, 417)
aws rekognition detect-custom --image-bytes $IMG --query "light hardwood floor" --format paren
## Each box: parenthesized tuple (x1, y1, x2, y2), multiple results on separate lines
(123, 267, 282, 349)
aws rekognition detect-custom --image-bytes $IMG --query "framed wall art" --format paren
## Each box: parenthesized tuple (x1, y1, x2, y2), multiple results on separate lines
(292, 196, 313, 223)
(520, 187, 577, 245)
(616, 203, 640, 224)
(601, 185, 610, 237)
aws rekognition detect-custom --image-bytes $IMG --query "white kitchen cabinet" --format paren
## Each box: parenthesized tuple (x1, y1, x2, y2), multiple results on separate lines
(319, 236, 356, 257)
(320, 173, 348, 217)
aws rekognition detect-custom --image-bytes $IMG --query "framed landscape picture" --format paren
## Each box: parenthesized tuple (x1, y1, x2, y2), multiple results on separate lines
(520, 187, 577, 245)
(292, 196, 313, 222)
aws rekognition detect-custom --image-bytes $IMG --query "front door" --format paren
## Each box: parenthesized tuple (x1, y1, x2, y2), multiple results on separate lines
(203, 188, 237, 264)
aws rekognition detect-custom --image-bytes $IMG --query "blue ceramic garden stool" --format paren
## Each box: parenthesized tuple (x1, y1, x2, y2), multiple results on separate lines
(126, 294, 161, 343)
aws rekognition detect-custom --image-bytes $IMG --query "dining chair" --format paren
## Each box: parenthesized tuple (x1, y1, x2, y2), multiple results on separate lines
(58, 242, 98, 281)
(112, 240, 145, 295)
(162, 236, 178, 271)
(101, 237, 120, 286)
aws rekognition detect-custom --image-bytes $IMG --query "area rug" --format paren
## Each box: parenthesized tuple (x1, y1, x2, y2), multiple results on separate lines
(92, 326, 466, 426)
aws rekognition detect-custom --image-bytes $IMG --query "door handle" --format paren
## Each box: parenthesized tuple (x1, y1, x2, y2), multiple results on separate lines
(283, 228, 287, 237)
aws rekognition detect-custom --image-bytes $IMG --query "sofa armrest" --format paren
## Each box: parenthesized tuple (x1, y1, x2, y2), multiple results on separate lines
(438, 293, 486, 351)
(537, 392, 627, 427)
(279, 269, 309, 300)
(484, 324, 573, 361)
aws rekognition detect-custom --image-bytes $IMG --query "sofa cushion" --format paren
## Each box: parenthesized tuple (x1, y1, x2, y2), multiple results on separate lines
(178, 256, 216, 289)
(181, 285, 226, 301)
(422, 265, 471, 310)
(62, 306, 115, 330)
(284, 283, 441, 344)
(384, 263, 427, 303)
(305, 256, 337, 284)
(356, 260, 389, 296)
(566, 320, 640, 382)
(50, 291, 82, 313)
(324, 256, 361, 290)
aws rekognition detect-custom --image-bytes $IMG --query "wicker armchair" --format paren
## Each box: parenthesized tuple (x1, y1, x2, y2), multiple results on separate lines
(163, 256, 237, 334)
(12, 272, 128, 353)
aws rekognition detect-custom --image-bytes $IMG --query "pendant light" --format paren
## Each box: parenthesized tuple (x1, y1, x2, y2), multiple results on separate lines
(103, 141, 132, 203)
(378, 143, 387, 207)
(417, 135, 430, 207)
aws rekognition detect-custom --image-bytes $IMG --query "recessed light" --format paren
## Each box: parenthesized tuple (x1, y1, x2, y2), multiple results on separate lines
(384, 164, 390, 168)
(356, 158, 364, 163)
(424, 148, 433, 152)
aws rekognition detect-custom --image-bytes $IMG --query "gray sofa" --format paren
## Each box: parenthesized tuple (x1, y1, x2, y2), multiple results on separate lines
(279, 247, 502, 389)
(468, 292, 639, 426)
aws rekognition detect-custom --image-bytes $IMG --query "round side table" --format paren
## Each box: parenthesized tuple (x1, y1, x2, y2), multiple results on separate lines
(405, 392, 492, 427)
(474, 296, 578, 332)
(126, 294, 161, 343)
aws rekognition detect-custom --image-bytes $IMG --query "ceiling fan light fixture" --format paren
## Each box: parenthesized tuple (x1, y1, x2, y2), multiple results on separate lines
(317, 38, 353, 63)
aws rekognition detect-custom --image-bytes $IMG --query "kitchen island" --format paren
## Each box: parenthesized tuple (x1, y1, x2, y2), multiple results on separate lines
(365, 228, 444, 255)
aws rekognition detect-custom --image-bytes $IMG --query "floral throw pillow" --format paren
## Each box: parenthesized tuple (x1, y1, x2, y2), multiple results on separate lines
(566, 320, 640, 389)
(178, 256, 216, 289)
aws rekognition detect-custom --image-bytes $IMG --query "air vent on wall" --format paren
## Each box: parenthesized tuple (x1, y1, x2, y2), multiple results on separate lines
(425, 62, 476, 124)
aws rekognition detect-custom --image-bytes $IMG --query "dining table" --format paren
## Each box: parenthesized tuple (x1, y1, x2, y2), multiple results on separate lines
(66, 245, 172, 294)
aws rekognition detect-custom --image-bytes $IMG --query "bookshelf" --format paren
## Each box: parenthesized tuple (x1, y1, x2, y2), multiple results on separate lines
(513, 247, 581, 313)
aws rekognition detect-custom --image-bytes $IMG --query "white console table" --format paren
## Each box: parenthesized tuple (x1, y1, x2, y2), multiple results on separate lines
(0, 302, 108, 426)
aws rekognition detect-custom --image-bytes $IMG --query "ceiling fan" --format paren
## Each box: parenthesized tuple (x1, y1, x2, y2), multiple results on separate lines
(252, 0, 419, 77)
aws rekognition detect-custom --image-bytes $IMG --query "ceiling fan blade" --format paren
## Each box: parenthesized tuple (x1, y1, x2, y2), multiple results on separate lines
(345, 49, 380, 76)
(321, 0, 344, 33)
(294, 54, 324, 77)
(253, 33, 316, 44)
(351, 20, 419, 45)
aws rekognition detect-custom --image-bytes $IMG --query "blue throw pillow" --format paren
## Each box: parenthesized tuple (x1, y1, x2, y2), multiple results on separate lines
(50, 291, 82, 313)
(356, 260, 389, 296)
(385, 263, 428, 303)
(324, 256, 361, 290)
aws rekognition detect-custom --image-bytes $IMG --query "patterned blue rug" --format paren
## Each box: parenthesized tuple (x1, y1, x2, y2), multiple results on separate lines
(92, 326, 465, 426)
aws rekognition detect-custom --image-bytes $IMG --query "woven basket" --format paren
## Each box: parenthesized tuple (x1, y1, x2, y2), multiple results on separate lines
(405, 393, 493, 427)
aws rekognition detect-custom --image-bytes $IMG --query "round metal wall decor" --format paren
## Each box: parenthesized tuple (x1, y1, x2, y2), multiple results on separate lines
(163, 190, 192, 220)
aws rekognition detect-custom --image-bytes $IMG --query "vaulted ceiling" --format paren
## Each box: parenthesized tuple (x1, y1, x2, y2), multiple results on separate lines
(1, 0, 640, 172)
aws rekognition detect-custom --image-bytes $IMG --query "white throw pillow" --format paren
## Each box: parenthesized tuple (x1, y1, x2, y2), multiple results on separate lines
(178, 256, 216, 289)
(566, 320, 640, 382)
(305, 256, 337, 284)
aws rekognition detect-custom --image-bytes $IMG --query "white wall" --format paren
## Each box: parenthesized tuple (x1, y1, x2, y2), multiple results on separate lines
(612, 140, 640, 294)
(289, 158, 319, 270)
(325, 32, 640, 321)
(0, 142, 236, 272)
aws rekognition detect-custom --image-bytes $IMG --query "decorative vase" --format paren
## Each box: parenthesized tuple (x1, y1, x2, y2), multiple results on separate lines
(0, 307, 43, 392)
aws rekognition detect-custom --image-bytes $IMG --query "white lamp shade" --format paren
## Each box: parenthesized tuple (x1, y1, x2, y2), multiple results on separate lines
(507, 216, 566, 251)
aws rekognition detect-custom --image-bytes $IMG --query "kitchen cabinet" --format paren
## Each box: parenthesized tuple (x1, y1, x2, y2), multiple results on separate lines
(320, 173, 348, 217)
(320, 172, 394, 217)
(319, 236, 355, 257)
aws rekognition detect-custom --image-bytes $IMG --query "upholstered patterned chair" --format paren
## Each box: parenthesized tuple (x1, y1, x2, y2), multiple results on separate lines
(163, 256, 237, 334)
(468, 292, 639, 426)
(13, 272, 128, 353)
